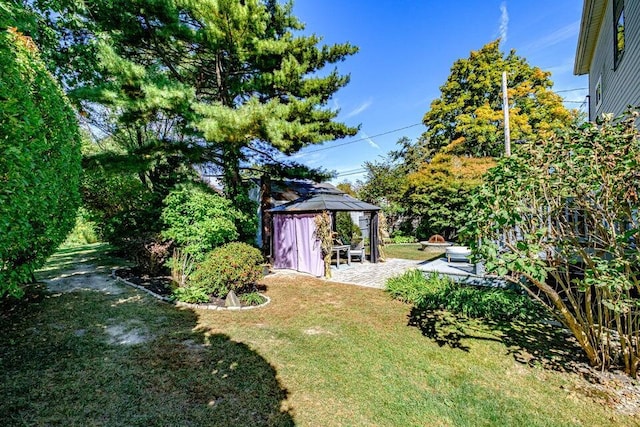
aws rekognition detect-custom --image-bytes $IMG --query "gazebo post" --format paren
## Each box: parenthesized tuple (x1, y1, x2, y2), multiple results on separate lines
(370, 211, 379, 263)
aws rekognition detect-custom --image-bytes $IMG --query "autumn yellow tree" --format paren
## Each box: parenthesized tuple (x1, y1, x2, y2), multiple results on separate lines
(421, 39, 575, 157)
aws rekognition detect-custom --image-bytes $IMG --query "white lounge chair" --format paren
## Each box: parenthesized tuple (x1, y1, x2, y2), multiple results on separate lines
(445, 245, 471, 263)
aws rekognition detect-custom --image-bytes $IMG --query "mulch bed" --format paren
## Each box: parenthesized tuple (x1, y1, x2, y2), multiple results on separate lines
(113, 267, 174, 298)
(113, 267, 266, 307)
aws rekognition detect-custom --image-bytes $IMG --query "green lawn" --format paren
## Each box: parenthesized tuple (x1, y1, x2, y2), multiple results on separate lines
(0, 243, 636, 426)
(384, 243, 445, 261)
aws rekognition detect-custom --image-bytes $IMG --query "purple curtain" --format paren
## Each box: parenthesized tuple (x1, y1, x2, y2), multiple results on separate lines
(272, 214, 323, 277)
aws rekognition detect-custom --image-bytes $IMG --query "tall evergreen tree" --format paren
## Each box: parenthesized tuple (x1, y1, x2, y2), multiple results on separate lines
(27, 0, 357, 207)
(422, 40, 574, 157)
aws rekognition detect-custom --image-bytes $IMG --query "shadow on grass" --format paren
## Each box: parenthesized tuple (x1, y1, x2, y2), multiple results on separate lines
(409, 307, 587, 372)
(1, 245, 294, 426)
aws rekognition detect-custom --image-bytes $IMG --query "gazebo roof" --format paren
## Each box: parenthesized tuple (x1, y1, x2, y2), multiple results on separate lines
(268, 190, 381, 213)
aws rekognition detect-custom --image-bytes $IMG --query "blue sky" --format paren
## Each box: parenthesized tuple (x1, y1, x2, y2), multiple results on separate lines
(283, 0, 588, 183)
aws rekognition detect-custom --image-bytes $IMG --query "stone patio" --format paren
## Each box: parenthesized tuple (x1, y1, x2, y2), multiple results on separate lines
(271, 257, 501, 289)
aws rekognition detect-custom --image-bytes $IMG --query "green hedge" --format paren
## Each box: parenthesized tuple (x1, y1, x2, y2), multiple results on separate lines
(0, 29, 81, 297)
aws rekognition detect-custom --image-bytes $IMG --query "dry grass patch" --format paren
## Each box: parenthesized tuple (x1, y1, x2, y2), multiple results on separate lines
(194, 273, 640, 426)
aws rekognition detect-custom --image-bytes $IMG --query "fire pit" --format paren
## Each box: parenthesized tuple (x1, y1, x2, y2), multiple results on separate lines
(419, 234, 453, 250)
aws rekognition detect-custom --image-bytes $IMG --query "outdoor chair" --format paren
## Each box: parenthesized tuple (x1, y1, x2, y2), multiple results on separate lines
(350, 240, 365, 263)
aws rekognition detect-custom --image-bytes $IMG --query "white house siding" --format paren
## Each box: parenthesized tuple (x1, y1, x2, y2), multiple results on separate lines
(588, 0, 640, 119)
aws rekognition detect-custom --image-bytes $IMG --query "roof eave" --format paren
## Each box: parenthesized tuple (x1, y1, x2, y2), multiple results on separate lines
(574, 0, 607, 75)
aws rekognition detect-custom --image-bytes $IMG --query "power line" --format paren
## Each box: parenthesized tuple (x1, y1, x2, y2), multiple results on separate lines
(335, 169, 367, 177)
(555, 88, 588, 93)
(298, 122, 423, 156)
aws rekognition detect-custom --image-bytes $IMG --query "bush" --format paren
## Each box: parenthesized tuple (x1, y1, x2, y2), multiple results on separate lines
(161, 185, 249, 261)
(119, 234, 173, 276)
(386, 271, 541, 321)
(0, 28, 82, 297)
(82, 167, 163, 250)
(390, 235, 418, 244)
(182, 242, 264, 300)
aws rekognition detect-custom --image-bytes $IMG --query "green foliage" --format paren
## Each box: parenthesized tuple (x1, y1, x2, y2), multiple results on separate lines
(172, 284, 211, 304)
(239, 291, 266, 306)
(335, 212, 361, 244)
(422, 39, 575, 157)
(167, 248, 195, 288)
(0, 28, 81, 297)
(186, 242, 264, 300)
(81, 157, 164, 249)
(63, 208, 100, 246)
(357, 155, 408, 228)
(464, 110, 640, 376)
(28, 0, 359, 209)
(161, 184, 253, 261)
(386, 271, 540, 321)
(386, 270, 437, 306)
(405, 154, 496, 241)
(389, 233, 417, 244)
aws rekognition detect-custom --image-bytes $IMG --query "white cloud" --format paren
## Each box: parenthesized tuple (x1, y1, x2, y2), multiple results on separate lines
(360, 130, 380, 149)
(346, 99, 372, 118)
(499, 2, 509, 46)
(522, 21, 580, 53)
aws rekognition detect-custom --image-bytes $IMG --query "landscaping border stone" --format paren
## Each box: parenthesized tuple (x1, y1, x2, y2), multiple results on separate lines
(111, 269, 270, 311)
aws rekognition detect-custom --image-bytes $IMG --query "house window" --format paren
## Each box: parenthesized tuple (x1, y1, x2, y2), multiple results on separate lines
(594, 75, 602, 109)
(614, 0, 625, 68)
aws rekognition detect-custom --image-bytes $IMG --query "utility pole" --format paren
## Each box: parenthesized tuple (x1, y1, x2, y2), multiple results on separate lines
(502, 71, 511, 156)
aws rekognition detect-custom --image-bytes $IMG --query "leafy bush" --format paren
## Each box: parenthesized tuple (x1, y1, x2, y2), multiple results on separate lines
(181, 242, 264, 300)
(82, 165, 163, 250)
(386, 271, 540, 321)
(465, 110, 640, 376)
(161, 185, 250, 261)
(386, 269, 439, 305)
(389, 234, 418, 244)
(119, 234, 173, 276)
(172, 284, 210, 304)
(0, 28, 82, 297)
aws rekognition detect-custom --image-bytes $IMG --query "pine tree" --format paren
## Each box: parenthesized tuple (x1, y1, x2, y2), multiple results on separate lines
(28, 0, 358, 205)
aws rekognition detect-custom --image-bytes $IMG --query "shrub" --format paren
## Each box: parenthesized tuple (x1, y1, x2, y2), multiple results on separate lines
(161, 185, 248, 261)
(119, 234, 173, 276)
(82, 167, 163, 250)
(172, 284, 210, 304)
(0, 28, 82, 297)
(390, 235, 418, 244)
(184, 242, 264, 299)
(386, 271, 541, 321)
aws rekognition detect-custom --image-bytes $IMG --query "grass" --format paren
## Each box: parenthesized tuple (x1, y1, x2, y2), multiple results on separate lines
(384, 243, 445, 261)
(1, 243, 637, 426)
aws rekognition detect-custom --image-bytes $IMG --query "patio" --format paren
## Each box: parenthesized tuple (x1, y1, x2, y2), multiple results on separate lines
(322, 256, 500, 289)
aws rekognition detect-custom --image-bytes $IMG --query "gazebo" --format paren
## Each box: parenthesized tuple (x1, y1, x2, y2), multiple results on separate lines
(267, 185, 381, 277)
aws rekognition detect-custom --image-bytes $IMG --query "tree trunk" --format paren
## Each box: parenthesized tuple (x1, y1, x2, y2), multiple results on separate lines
(522, 272, 601, 368)
(260, 174, 272, 257)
